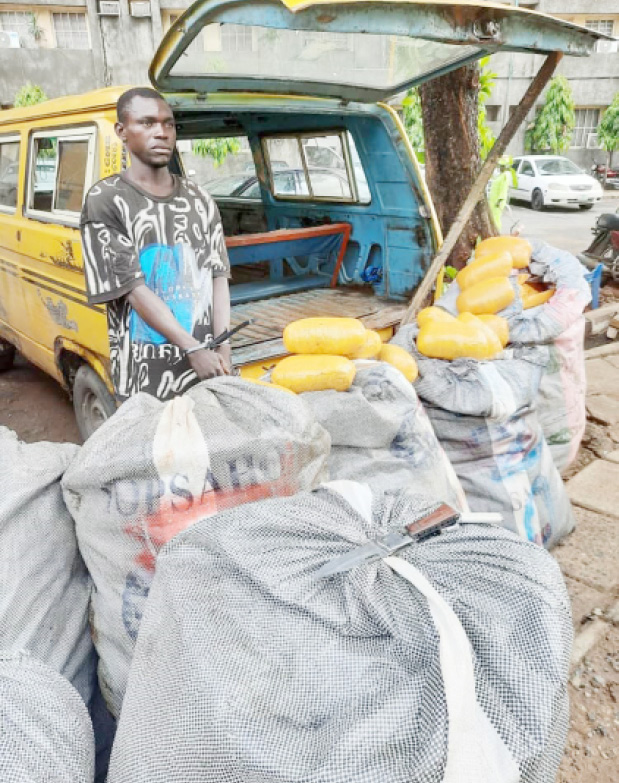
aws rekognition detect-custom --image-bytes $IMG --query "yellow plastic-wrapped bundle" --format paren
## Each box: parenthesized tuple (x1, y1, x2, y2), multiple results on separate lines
(283, 318, 366, 356)
(458, 313, 503, 355)
(520, 283, 555, 310)
(244, 378, 296, 395)
(272, 355, 356, 393)
(418, 320, 493, 361)
(378, 344, 419, 382)
(475, 236, 532, 270)
(478, 314, 509, 348)
(457, 276, 515, 315)
(417, 306, 457, 328)
(455, 251, 512, 291)
(347, 329, 382, 359)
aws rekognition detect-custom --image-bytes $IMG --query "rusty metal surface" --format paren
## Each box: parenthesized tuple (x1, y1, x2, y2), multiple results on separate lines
(230, 288, 406, 366)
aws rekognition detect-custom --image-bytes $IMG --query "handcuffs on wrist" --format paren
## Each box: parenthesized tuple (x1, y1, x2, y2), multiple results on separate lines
(174, 320, 250, 375)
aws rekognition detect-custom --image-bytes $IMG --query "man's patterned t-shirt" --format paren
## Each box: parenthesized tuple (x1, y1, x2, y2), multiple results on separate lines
(80, 174, 230, 402)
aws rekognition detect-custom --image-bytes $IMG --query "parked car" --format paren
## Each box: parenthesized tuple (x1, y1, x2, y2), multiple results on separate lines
(206, 167, 371, 201)
(510, 155, 603, 211)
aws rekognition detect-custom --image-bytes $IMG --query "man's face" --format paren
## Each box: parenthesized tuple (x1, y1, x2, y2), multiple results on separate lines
(115, 96, 177, 168)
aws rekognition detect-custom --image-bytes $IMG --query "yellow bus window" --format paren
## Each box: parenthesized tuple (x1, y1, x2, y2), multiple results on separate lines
(0, 140, 20, 211)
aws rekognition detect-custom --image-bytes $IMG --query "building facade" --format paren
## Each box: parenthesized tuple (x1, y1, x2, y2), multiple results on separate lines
(487, 0, 619, 167)
(0, 0, 617, 168)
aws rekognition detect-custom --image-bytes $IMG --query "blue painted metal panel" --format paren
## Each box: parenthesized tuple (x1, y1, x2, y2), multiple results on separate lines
(224, 106, 433, 301)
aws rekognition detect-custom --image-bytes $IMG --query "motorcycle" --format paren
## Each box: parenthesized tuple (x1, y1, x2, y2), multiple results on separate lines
(580, 206, 619, 282)
(591, 161, 619, 189)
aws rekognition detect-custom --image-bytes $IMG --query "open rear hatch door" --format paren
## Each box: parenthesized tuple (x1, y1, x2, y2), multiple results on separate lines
(150, 0, 602, 102)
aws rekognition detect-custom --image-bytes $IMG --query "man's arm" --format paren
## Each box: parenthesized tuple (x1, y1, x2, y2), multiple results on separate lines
(126, 283, 229, 378)
(212, 276, 232, 369)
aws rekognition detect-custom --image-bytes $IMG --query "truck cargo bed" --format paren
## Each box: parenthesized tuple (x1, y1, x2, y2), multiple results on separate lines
(230, 288, 406, 368)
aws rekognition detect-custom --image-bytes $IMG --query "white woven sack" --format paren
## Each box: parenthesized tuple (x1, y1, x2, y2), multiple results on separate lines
(0, 650, 95, 783)
(390, 330, 574, 548)
(537, 318, 587, 474)
(62, 377, 330, 717)
(0, 428, 95, 704)
(303, 362, 468, 511)
(108, 483, 571, 783)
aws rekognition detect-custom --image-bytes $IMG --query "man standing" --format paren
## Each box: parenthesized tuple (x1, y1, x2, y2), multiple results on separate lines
(81, 87, 232, 403)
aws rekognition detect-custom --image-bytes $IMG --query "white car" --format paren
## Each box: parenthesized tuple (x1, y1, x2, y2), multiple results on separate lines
(510, 155, 603, 211)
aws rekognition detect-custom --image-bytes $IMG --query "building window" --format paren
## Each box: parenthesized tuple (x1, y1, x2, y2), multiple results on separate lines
(585, 20, 615, 36)
(486, 105, 501, 122)
(571, 108, 601, 149)
(221, 25, 253, 53)
(52, 12, 89, 50)
(0, 11, 36, 48)
(585, 19, 618, 51)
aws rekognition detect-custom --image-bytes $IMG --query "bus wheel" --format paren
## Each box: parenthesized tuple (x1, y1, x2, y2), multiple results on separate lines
(72, 364, 117, 441)
(0, 339, 15, 372)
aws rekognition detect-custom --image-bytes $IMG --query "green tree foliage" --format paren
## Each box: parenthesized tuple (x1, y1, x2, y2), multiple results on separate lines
(191, 137, 241, 167)
(402, 87, 424, 158)
(597, 92, 619, 167)
(13, 82, 47, 108)
(524, 75, 575, 154)
(477, 57, 497, 161)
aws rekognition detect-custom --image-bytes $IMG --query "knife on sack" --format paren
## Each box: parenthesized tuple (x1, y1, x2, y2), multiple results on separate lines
(314, 504, 502, 581)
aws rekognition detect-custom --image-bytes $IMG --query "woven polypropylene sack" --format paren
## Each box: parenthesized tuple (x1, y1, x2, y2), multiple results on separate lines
(390, 330, 574, 547)
(108, 485, 572, 783)
(62, 377, 330, 717)
(303, 362, 467, 510)
(536, 318, 587, 474)
(0, 651, 94, 782)
(0, 428, 95, 703)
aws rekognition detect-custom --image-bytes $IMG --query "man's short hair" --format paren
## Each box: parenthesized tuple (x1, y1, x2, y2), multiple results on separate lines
(117, 87, 168, 123)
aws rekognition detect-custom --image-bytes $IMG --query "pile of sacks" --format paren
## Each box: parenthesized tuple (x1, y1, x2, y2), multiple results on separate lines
(428, 238, 590, 474)
(1, 354, 578, 782)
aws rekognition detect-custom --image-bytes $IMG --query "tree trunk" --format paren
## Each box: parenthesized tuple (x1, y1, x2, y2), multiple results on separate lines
(420, 63, 496, 269)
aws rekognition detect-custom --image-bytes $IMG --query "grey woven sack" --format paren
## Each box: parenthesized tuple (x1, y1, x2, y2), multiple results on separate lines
(108, 483, 572, 783)
(434, 241, 589, 474)
(390, 330, 574, 547)
(0, 650, 95, 783)
(62, 377, 330, 717)
(0, 428, 95, 704)
(303, 362, 467, 510)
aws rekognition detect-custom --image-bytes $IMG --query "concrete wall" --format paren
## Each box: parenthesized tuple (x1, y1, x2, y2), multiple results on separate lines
(0, 48, 98, 103)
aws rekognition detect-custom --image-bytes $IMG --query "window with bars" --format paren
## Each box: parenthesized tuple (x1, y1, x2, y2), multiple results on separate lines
(585, 20, 615, 36)
(585, 19, 618, 51)
(571, 108, 601, 149)
(52, 12, 89, 50)
(0, 11, 36, 47)
(221, 25, 253, 53)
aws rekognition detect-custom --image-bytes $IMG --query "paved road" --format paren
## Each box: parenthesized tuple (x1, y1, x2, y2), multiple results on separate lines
(506, 195, 618, 257)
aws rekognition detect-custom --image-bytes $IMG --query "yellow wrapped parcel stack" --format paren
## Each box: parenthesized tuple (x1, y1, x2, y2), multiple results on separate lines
(271, 317, 418, 393)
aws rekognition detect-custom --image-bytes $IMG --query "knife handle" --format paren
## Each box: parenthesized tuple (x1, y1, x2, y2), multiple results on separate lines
(405, 503, 459, 540)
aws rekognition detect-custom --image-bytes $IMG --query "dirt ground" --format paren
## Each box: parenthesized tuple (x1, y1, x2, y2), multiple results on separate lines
(1, 334, 618, 782)
(0, 354, 80, 444)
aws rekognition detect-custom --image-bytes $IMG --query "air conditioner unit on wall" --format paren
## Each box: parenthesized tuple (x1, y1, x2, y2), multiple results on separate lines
(130, 1, 152, 17)
(0, 31, 21, 48)
(587, 133, 602, 150)
(99, 1, 120, 16)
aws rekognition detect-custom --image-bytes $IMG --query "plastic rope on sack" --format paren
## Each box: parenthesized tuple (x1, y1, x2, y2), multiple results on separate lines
(0, 651, 95, 783)
(108, 485, 571, 783)
(62, 378, 330, 717)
